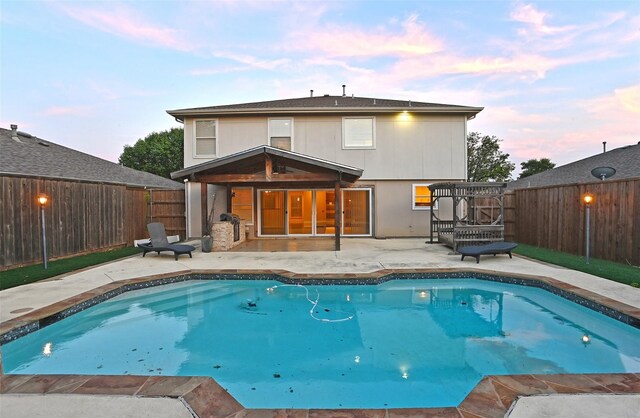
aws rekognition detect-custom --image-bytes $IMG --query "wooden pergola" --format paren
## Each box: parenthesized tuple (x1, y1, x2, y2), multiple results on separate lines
(172, 146, 363, 251)
(428, 182, 508, 252)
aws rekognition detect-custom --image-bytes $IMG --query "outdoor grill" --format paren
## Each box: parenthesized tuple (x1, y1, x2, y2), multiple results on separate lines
(220, 213, 241, 242)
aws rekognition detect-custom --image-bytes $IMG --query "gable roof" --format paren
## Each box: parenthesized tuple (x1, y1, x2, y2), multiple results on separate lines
(508, 143, 640, 190)
(0, 127, 183, 189)
(167, 95, 483, 119)
(171, 145, 363, 183)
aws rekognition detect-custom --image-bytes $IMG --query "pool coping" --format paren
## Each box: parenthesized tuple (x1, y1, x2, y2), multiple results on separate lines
(1, 268, 640, 417)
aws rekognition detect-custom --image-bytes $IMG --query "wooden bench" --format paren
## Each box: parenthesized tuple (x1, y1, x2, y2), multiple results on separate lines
(458, 242, 518, 264)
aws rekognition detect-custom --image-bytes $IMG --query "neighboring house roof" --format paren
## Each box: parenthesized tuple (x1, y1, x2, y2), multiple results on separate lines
(171, 145, 363, 183)
(508, 143, 640, 190)
(167, 95, 483, 119)
(0, 127, 183, 189)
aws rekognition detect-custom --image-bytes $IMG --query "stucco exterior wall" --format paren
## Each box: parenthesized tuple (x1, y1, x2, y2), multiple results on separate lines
(354, 180, 456, 238)
(182, 112, 466, 238)
(183, 114, 467, 181)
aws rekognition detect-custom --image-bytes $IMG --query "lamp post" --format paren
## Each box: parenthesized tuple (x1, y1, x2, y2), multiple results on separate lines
(37, 194, 48, 269)
(583, 194, 593, 264)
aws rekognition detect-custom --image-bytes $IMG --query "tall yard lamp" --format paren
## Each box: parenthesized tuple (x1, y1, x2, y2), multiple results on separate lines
(37, 194, 48, 269)
(583, 194, 593, 264)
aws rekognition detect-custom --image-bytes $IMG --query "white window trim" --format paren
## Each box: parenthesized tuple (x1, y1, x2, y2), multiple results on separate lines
(268, 117, 294, 151)
(412, 183, 438, 210)
(193, 118, 218, 159)
(342, 116, 376, 149)
(342, 188, 373, 237)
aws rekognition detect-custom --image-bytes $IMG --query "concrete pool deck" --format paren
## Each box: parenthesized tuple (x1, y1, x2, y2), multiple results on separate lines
(1, 238, 639, 417)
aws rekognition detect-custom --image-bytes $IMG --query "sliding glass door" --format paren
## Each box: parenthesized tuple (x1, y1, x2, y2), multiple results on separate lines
(260, 190, 285, 235)
(288, 190, 312, 235)
(258, 188, 371, 236)
(343, 189, 371, 236)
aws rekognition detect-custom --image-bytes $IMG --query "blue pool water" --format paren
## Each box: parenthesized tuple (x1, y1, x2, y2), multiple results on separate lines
(2, 279, 640, 408)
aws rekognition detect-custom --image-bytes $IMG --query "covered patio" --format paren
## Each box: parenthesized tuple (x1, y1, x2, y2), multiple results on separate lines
(172, 146, 363, 251)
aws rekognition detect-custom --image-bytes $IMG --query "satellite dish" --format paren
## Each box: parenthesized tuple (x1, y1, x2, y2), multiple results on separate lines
(591, 166, 616, 181)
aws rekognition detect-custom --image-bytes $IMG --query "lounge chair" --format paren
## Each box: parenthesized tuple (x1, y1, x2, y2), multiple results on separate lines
(459, 242, 518, 264)
(139, 223, 195, 260)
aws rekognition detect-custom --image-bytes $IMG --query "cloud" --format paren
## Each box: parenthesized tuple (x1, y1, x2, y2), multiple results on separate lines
(292, 14, 443, 58)
(190, 52, 291, 75)
(56, 3, 191, 52)
(511, 2, 576, 36)
(43, 105, 93, 117)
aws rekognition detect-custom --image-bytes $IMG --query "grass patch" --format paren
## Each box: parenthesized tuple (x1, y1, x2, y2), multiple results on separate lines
(514, 243, 640, 286)
(1, 247, 142, 291)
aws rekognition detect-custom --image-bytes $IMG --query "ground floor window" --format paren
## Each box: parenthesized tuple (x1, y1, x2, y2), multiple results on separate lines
(258, 188, 371, 236)
(412, 184, 437, 210)
(231, 187, 254, 223)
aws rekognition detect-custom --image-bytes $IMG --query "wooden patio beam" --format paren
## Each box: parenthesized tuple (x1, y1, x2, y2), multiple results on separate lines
(197, 173, 339, 183)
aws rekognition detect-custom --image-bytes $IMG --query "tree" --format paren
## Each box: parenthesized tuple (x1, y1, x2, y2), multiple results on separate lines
(466, 132, 515, 182)
(518, 158, 556, 179)
(119, 127, 184, 178)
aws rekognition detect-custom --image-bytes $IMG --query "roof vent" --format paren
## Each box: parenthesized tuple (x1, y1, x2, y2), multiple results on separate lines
(324, 94, 329, 97)
(310, 89, 314, 97)
(342, 84, 346, 97)
(335, 99, 338, 106)
(373, 99, 376, 105)
(10, 124, 22, 143)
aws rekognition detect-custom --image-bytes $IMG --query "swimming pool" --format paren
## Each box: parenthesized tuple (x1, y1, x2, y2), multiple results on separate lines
(2, 277, 640, 409)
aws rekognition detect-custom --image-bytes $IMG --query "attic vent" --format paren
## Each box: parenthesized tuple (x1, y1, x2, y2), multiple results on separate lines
(323, 94, 329, 97)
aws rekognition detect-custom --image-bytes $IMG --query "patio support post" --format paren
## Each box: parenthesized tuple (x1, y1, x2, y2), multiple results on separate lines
(226, 186, 233, 213)
(265, 154, 272, 181)
(334, 181, 341, 251)
(201, 183, 208, 236)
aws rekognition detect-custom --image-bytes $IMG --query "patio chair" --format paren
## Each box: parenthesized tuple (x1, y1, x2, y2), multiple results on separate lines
(458, 242, 518, 264)
(139, 223, 195, 260)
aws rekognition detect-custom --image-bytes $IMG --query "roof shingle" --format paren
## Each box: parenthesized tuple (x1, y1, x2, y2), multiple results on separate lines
(508, 143, 640, 189)
(167, 95, 483, 117)
(0, 128, 183, 189)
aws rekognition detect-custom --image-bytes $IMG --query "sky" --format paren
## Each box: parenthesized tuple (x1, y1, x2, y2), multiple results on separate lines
(1, 0, 639, 176)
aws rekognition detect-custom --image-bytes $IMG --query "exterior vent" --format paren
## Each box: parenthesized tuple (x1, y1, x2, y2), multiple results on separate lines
(10, 124, 22, 143)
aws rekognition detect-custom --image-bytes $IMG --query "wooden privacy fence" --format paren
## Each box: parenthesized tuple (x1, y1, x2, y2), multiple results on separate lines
(504, 178, 640, 266)
(0, 176, 185, 269)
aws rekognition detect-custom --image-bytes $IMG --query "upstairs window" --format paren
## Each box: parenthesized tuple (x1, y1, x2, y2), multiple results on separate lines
(269, 118, 292, 151)
(194, 120, 217, 157)
(412, 184, 437, 210)
(343, 117, 375, 149)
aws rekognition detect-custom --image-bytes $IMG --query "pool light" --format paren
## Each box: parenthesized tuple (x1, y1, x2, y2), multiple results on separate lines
(582, 334, 591, 345)
(43, 342, 53, 356)
(354, 356, 360, 363)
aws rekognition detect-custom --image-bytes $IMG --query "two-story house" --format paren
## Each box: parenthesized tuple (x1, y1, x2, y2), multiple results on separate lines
(169, 91, 482, 246)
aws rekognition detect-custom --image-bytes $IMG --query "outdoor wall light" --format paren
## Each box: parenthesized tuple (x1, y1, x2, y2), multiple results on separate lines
(583, 193, 593, 264)
(37, 194, 49, 269)
(398, 110, 411, 121)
